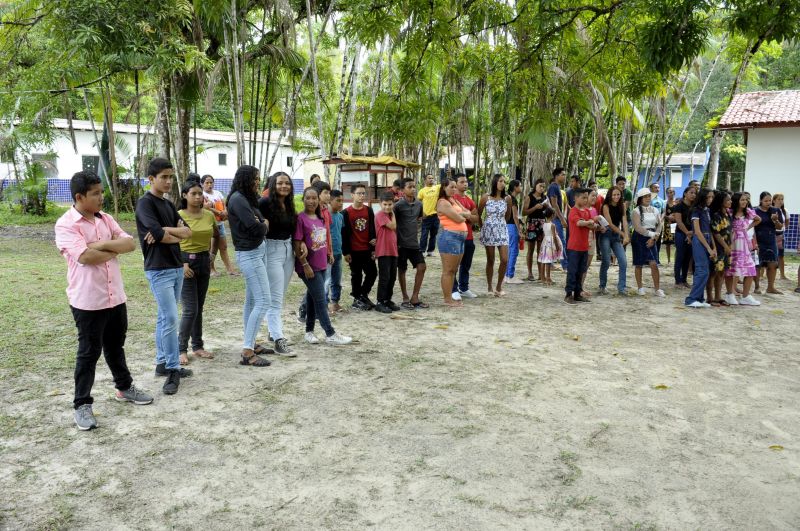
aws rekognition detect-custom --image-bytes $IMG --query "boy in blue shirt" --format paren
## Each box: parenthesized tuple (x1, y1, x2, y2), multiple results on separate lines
(328, 189, 345, 313)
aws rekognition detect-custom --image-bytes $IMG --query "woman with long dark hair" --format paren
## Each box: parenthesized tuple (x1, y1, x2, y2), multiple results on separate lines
(522, 178, 548, 281)
(598, 186, 629, 295)
(754, 191, 784, 294)
(709, 190, 733, 306)
(478, 173, 510, 296)
(257, 172, 298, 356)
(684, 188, 716, 308)
(227, 165, 272, 366)
(504, 179, 523, 284)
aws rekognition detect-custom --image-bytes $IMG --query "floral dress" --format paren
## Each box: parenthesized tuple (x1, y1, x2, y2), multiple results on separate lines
(538, 221, 562, 263)
(726, 211, 757, 277)
(710, 211, 731, 272)
(480, 198, 509, 246)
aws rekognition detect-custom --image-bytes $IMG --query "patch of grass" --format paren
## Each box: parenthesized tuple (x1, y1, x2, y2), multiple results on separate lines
(36, 496, 74, 531)
(0, 202, 67, 226)
(455, 493, 487, 507)
(449, 424, 483, 439)
(555, 450, 582, 486)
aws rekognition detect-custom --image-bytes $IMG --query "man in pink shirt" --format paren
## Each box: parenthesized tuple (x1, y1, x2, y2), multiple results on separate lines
(55, 171, 153, 431)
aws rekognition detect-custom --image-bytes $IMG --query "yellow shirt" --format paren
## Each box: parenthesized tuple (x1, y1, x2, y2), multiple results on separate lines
(178, 209, 215, 253)
(418, 184, 441, 216)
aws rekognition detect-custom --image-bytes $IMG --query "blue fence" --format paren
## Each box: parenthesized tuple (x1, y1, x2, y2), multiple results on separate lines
(1, 178, 305, 203)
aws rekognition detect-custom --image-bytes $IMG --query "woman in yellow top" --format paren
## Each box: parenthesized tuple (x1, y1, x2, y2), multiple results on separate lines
(178, 180, 218, 364)
(436, 178, 472, 307)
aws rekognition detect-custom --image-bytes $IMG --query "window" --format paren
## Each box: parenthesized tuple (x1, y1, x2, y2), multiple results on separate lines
(286, 156, 293, 167)
(670, 169, 683, 188)
(218, 153, 227, 166)
(82, 155, 100, 174)
(31, 153, 58, 179)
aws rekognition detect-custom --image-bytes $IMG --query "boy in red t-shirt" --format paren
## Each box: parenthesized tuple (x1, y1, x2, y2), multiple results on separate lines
(565, 188, 599, 304)
(375, 191, 400, 313)
(342, 184, 377, 310)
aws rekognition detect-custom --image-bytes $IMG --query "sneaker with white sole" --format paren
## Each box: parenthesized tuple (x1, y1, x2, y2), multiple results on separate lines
(655, 289, 666, 298)
(638, 287, 647, 296)
(274, 338, 296, 357)
(700, 302, 712, 308)
(739, 295, 761, 306)
(724, 293, 739, 305)
(304, 332, 319, 344)
(451, 291, 462, 301)
(74, 404, 97, 431)
(504, 276, 523, 284)
(685, 301, 705, 308)
(459, 289, 477, 299)
(115, 385, 154, 405)
(325, 332, 352, 345)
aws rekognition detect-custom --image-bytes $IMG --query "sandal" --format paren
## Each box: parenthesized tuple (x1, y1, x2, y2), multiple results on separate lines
(412, 301, 429, 309)
(524, 276, 536, 281)
(710, 300, 721, 307)
(240, 350, 271, 367)
(495, 290, 507, 297)
(253, 343, 274, 355)
(179, 351, 190, 365)
(193, 349, 214, 359)
(718, 299, 730, 307)
(401, 301, 415, 310)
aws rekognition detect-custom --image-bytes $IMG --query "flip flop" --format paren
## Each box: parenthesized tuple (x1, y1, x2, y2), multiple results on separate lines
(412, 301, 429, 309)
(401, 301, 415, 310)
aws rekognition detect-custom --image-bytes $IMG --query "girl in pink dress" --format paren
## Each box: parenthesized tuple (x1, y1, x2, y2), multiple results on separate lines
(726, 192, 761, 306)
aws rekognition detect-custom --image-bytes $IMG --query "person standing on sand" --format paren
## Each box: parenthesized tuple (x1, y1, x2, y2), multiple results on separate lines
(452, 173, 479, 299)
(56, 171, 154, 431)
(136, 158, 194, 395)
(672, 185, 697, 289)
(522, 179, 548, 281)
(201, 174, 237, 277)
(394, 178, 429, 309)
(631, 188, 665, 298)
(563, 188, 599, 305)
(598, 187, 629, 296)
(478, 173, 510, 297)
(547, 168, 568, 271)
(418, 174, 441, 256)
(374, 191, 401, 314)
(437, 178, 471, 307)
(504, 179, 524, 285)
(342, 184, 378, 311)
(726, 192, 760, 306)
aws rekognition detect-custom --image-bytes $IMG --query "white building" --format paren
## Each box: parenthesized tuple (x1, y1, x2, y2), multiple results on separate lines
(1, 119, 319, 201)
(718, 90, 800, 252)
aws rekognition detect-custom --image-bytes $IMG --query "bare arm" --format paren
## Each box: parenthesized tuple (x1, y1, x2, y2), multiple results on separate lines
(437, 199, 469, 224)
(603, 205, 624, 237)
(477, 195, 488, 226)
(549, 195, 565, 223)
(693, 218, 716, 257)
(77, 249, 119, 265)
(88, 236, 136, 254)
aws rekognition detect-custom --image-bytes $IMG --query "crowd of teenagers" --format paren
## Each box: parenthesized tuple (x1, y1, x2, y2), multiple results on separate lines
(56, 158, 798, 430)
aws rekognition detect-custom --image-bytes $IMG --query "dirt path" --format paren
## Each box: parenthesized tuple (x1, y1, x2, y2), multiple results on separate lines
(1, 237, 799, 529)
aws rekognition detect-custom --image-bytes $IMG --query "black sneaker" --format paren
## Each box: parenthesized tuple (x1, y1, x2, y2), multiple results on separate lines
(162, 369, 180, 395)
(352, 298, 371, 311)
(155, 363, 193, 378)
(387, 300, 402, 311)
(359, 296, 377, 309)
(563, 295, 577, 305)
(574, 295, 592, 303)
(274, 338, 297, 357)
(375, 302, 392, 314)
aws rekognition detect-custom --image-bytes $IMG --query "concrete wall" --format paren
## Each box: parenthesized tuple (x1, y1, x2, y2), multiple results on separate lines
(745, 127, 800, 215)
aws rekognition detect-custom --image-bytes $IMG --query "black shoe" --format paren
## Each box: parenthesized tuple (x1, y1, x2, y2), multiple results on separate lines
(274, 338, 297, 357)
(387, 300, 402, 311)
(375, 302, 392, 314)
(359, 295, 376, 309)
(155, 363, 193, 378)
(352, 298, 371, 311)
(563, 295, 577, 305)
(162, 369, 180, 395)
(574, 295, 592, 303)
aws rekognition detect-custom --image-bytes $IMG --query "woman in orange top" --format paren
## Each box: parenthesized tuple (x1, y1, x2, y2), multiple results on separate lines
(202, 174, 238, 276)
(436, 178, 472, 307)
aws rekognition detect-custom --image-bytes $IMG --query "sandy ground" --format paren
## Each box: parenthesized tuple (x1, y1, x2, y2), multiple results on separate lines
(2, 232, 800, 530)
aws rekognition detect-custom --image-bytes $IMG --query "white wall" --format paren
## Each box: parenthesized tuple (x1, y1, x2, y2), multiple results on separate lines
(745, 127, 800, 214)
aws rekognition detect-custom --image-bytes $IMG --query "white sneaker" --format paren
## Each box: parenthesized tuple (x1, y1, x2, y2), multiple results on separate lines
(638, 287, 647, 296)
(685, 301, 705, 308)
(700, 302, 712, 308)
(451, 291, 462, 301)
(505, 276, 523, 284)
(325, 332, 352, 345)
(459, 289, 477, 299)
(739, 295, 761, 306)
(304, 332, 319, 344)
(725, 293, 739, 305)
(655, 289, 665, 298)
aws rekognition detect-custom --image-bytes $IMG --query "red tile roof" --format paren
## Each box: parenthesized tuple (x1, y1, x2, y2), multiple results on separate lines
(718, 90, 800, 130)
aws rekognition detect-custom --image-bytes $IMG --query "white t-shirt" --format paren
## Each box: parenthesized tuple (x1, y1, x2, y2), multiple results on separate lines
(203, 190, 225, 204)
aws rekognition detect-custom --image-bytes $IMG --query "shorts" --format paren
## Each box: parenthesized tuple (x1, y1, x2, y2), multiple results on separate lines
(437, 229, 466, 255)
(217, 222, 226, 238)
(398, 247, 425, 270)
(632, 232, 659, 266)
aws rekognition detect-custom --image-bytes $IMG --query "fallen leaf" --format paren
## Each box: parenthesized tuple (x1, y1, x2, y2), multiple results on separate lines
(753, 319, 761, 325)
(525, 337, 537, 344)
(572, 335, 580, 341)
(433, 324, 449, 330)
(770, 310, 785, 315)
(769, 445, 784, 451)
(612, 352, 618, 356)
(208, 288, 221, 294)
(652, 384, 669, 390)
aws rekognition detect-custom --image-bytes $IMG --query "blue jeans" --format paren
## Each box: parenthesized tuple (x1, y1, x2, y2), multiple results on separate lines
(236, 242, 271, 349)
(453, 239, 475, 293)
(565, 249, 587, 298)
(506, 224, 519, 278)
(145, 267, 183, 369)
(301, 270, 335, 336)
(598, 232, 627, 293)
(420, 215, 439, 253)
(674, 230, 691, 284)
(328, 254, 343, 303)
(437, 228, 466, 254)
(265, 239, 293, 341)
(554, 218, 568, 269)
(685, 235, 710, 305)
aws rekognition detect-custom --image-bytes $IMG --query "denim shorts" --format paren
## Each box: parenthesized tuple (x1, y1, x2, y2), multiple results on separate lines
(437, 229, 467, 255)
(217, 222, 226, 238)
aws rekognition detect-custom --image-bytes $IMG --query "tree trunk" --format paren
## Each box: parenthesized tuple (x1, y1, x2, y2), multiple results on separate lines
(156, 80, 172, 160)
(101, 82, 119, 216)
(333, 43, 351, 156)
(305, 0, 328, 178)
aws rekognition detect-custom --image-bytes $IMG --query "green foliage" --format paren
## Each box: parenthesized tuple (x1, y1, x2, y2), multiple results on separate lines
(3, 162, 50, 216)
(639, 0, 712, 75)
